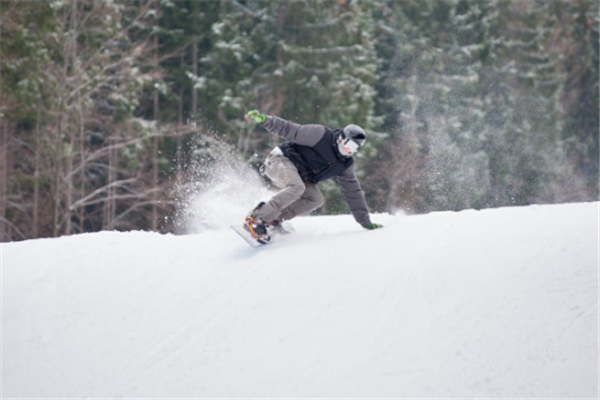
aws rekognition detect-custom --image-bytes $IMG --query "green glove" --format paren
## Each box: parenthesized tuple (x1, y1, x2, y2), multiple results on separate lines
(245, 110, 266, 124)
(363, 222, 383, 230)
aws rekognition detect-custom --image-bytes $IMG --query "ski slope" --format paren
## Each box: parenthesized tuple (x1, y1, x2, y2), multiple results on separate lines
(2, 202, 598, 398)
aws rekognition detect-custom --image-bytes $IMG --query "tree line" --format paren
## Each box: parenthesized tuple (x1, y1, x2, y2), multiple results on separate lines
(1, 0, 598, 242)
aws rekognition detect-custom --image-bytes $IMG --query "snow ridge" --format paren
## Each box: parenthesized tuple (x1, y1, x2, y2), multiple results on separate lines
(2, 202, 598, 398)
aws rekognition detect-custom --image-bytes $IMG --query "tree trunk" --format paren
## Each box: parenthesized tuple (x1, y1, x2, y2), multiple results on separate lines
(152, 34, 159, 231)
(0, 120, 7, 241)
(108, 137, 117, 229)
(177, 53, 184, 175)
(191, 40, 198, 115)
(33, 109, 41, 238)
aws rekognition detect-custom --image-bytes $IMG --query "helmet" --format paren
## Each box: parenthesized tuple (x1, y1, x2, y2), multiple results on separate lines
(338, 124, 366, 156)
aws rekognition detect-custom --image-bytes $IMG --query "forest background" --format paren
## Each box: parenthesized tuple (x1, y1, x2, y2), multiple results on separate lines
(0, 0, 598, 242)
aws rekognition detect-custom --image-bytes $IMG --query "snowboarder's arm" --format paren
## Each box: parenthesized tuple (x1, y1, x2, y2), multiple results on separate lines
(262, 115, 325, 147)
(336, 165, 373, 227)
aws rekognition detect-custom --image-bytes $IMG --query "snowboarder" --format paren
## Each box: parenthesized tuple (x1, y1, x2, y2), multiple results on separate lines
(243, 110, 382, 243)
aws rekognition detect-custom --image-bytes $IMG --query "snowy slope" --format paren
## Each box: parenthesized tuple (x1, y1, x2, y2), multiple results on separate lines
(1, 202, 598, 398)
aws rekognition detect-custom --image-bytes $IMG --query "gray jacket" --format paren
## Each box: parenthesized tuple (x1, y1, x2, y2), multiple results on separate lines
(263, 115, 372, 226)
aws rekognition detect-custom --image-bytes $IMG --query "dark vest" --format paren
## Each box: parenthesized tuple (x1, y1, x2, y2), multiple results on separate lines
(279, 128, 354, 184)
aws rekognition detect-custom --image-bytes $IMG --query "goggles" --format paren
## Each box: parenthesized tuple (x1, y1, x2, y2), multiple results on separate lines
(338, 134, 361, 155)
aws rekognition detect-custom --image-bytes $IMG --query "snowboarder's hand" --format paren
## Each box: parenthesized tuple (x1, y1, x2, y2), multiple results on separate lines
(245, 110, 266, 124)
(363, 222, 383, 230)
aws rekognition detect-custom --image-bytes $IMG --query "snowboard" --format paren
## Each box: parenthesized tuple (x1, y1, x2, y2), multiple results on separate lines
(231, 221, 294, 248)
(230, 224, 271, 248)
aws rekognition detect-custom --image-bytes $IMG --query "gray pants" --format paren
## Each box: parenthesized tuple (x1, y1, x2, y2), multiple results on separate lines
(252, 152, 324, 223)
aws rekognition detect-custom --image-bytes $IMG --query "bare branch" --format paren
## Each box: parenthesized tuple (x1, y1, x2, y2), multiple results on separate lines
(69, 177, 138, 210)
(0, 216, 27, 241)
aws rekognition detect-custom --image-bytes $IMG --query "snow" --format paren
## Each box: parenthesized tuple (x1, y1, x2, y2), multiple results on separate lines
(1, 202, 598, 398)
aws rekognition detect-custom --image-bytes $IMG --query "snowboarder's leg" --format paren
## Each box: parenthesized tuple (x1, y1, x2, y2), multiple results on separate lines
(251, 154, 305, 223)
(278, 182, 324, 221)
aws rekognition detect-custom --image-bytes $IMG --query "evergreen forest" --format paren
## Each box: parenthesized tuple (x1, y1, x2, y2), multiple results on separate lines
(1, 0, 598, 241)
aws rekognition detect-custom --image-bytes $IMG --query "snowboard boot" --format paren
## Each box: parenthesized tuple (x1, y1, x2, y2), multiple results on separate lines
(266, 219, 290, 235)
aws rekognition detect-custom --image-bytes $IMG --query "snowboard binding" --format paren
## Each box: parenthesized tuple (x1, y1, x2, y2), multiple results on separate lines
(244, 216, 271, 245)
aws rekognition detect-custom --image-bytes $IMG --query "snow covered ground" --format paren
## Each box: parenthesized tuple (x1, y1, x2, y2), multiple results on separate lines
(1, 202, 598, 398)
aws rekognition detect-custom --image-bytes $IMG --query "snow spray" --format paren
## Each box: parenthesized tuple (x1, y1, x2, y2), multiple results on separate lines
(174, 134, 270, 234)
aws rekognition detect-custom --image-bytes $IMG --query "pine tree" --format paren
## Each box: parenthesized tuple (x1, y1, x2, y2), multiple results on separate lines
(372, 0, 497, 213)
(194, 1, 379, 143)
(554, 0, 599, 200)
(484, 0, 586, 206)
(372, 0, 592, 213)
(0, 0, 62, 239)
